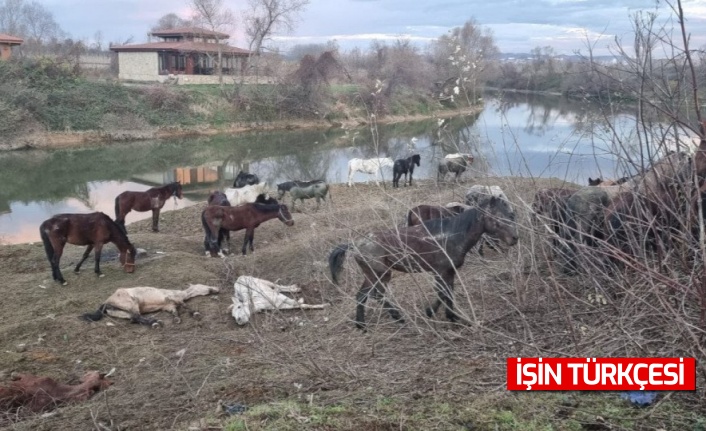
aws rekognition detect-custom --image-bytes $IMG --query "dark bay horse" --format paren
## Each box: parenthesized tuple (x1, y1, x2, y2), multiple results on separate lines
(329, 196, 518, 330)
(392, 154, 421, 187)
(202, 203, 294, 256)
(233, 171, 260, 188)
(115, 182, 183, 232)
(406, 204, 466, 227)
(39, 212, 137, 285)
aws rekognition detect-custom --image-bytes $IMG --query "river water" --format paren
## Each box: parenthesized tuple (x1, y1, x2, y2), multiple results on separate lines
(0, 93, 642, 244)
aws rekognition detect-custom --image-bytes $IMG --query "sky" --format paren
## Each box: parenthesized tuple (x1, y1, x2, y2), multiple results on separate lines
(40, 0, 706, 55)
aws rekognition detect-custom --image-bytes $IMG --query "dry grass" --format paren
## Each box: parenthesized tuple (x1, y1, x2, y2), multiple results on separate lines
(0, 178, 704, 430)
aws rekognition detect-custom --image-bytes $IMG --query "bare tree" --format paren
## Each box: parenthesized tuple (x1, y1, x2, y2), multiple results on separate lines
(152, 13, 192, 32)
(0, 0, 64, 55)
(190, 0, 235, 85)
(243, 0, 310, 81)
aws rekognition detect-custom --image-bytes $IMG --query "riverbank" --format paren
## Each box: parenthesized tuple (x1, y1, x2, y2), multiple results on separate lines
(0, 178, 701, 430)
(0, 106, 482, 152)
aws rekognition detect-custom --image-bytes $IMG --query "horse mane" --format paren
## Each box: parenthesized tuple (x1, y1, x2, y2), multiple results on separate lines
(419, 207, 482, 237)
(410, 154, 421, 163)
(104, 213, 134, 250)
(252, 203, 282, 212)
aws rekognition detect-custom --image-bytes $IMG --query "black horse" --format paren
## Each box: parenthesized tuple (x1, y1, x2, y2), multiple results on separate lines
(233, 171, 260, 188)
(329, 196, 518, 330)
(392, 154, 421, 188)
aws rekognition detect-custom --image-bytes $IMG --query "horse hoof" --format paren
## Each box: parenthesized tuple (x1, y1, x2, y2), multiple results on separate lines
(151, 322, 161, 329)
(98, 273, 105, 278)
(425, 307, 434, 318)
(74, 270, 80, 274)
(173, 317, 182, 324)
(61, 281, 68, 286)
(192, 312, 202, 320)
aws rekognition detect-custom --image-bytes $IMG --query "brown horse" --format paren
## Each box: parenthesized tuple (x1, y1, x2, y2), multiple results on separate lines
(39, 212, 137, 285)
(406, 204, 466, 227)
(115, 182, 183, 232)
(329, 196, 518, 330)
(202, 203, 294, 257)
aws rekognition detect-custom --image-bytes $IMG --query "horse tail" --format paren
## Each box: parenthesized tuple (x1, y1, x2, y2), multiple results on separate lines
(81, 304, 108, 322)
(40, 224, 54, 263)
(114, 196, 127, 235)
(328, 244, 350, 285)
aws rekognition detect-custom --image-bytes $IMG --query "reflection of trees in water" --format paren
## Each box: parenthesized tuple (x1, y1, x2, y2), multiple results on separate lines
(73, 182, 96, 210)
(266, 151, 333, 184)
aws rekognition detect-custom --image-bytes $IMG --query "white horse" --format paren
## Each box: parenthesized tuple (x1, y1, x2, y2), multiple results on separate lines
(229, 276, 328, 325)
(82, 284, 220, 327)
(224, 183, 269, 206)
(347, 157, 394, 186)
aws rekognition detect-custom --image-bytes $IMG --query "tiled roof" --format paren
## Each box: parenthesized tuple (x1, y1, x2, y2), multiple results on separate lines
(150, 27, 229, 39)
(110, 41, 250, 55)
(0, 33, 23, 44)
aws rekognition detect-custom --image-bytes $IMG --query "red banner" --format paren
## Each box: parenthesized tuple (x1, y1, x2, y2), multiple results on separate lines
(506, 357, 696, 390)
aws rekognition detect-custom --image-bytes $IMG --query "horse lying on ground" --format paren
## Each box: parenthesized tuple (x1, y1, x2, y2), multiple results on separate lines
(347, 157, 394, 186)
(329, 196, 518, 330)
(229, 276, 329, 325)
(202, 203, 294, 256)
(40, 212, 136, 285)
(224, 183, 270, 206)
(115, 182, 183, 232)
(289, 182, 330, 210)
(392, 154, 421, 187)
(0, 371, 113, 413)
(82, 284, 220, 327)
(233, 171, 260, 188)
(277, 180, 324, 199)
(438, 153, 474, 181)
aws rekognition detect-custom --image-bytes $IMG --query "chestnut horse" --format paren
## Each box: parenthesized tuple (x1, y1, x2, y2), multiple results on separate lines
(329, 196, 518, 330)
(202, 203, 294, 256)
(39, 212, 137, 285)
(115, 182, 183, 232)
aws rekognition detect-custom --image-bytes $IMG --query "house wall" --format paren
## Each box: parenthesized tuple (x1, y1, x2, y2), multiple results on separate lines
(118, 52, 159, 81)
(0, 44, 12, 60)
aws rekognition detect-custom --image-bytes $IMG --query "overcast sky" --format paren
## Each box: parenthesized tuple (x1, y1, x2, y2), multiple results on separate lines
(42, 0, 706, 55)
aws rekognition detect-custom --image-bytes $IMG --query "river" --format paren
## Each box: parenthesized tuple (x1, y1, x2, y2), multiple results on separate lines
(0, 93, 642, 244)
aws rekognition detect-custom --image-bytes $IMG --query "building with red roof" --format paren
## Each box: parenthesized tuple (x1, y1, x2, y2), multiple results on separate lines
(0, 33, 23, 60)
(110, 27, 251, 83)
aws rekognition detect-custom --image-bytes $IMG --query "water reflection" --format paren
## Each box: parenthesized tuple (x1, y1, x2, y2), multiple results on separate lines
(0, 94, 659, 244)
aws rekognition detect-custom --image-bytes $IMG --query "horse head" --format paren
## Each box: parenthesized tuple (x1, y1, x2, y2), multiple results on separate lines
(412, 154, 421, 166)
(588, 177, 603, 186)
(278, 205, 294, 226)
(230, 295, 251, 325)
(120, 245, 137, 273)
(173, 182, 184, 199)
(484, 196, 518, 246)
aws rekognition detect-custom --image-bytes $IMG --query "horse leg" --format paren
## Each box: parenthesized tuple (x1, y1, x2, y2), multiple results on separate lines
(429, 270, 458, 322)
(407, 171, 411, 186)
(130, 314, 161, 328)
(221, 229, 230, 255)
(241, 229, 253, 255)
(355, 266, 381, 331)
(50, 239, 67, 285)
(151, 209, 160, 232)
(178, 301, 201, 320)
(74, 244, 94, 273)
(371, 273, 404, 324)
(93, 243, 105, 278)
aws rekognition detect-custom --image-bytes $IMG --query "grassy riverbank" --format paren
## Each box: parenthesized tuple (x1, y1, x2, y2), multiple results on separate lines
(1, 178, 703, 430)
(0, 60, 476, 151)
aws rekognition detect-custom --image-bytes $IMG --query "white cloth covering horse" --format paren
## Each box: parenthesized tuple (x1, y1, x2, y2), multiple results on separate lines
(82, 284, 220, 327)
(229, 276, 328, 325)
(347, 157, 394, 186)
(224, 183, 270, 206)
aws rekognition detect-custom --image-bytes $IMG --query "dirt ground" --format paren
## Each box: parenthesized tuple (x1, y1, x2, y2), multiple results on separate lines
(0, 178, 703, 430)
